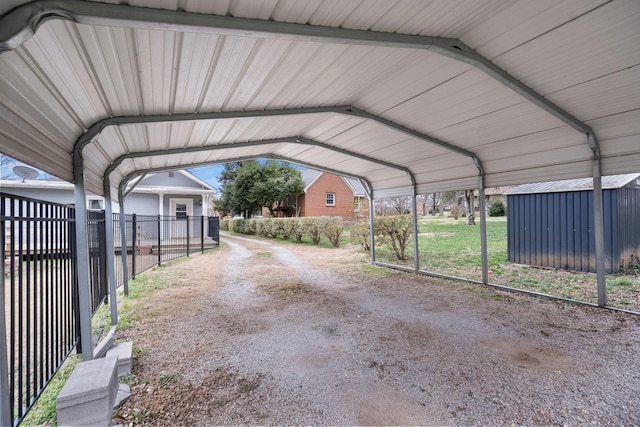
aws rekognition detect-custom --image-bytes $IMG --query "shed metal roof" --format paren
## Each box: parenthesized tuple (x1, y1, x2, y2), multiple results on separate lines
(506, 173, 640, 195)
(0, 0, 639, 200)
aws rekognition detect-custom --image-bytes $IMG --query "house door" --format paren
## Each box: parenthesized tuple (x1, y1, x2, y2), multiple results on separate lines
(169, 198, 193, 239)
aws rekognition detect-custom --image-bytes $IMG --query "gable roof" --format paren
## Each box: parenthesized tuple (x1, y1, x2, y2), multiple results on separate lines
(507, 174, 640, 195)
(302, 169, 366, 197)
(0, 1, 638, 200)
(133, 170, 215, 191)
(1, 169, 215, 195)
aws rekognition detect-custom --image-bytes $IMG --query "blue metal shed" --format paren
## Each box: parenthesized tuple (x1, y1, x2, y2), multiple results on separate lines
(506, 174, 640, 274)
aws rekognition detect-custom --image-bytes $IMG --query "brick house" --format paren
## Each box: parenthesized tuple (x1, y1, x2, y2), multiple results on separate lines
(270, 169, 369, 219)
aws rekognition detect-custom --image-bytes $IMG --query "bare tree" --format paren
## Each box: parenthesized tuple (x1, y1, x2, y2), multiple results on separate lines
(389, 196, 412, 215)
(1, 154, 17, 180)
(417, 194, 429, 215)
(464, 189, 476, 225)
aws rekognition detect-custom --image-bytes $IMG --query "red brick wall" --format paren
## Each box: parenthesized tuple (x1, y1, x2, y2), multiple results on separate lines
(300, 173, 359, 218)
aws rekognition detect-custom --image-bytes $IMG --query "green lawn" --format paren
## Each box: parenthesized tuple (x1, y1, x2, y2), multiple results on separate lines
(374, 215, 639, 311)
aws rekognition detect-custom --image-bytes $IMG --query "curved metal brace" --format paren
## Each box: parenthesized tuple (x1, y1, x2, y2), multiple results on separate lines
(116, 154, 375, 204)
(75, 105, 469, 180)
(103, 136, 416, 191)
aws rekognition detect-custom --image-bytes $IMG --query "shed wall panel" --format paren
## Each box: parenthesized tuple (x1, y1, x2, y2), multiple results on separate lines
(507, 189, 629, 274)
(618, 187, 640, 270)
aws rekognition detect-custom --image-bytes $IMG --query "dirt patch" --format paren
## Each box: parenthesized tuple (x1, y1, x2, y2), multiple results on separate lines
(114, 233, 640, 426)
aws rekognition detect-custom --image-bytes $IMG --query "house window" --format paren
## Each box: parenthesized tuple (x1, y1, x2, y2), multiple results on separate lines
(326, 193, 335, 206)
(175, 203, 188, 219)
(354, 197, 361, 212)
(88, 199, 103, 210)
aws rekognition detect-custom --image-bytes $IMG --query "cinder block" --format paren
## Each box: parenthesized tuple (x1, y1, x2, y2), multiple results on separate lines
(106, 341, 133, 377)
(56, 356, 119, 427)
(93, 326, 116, 359)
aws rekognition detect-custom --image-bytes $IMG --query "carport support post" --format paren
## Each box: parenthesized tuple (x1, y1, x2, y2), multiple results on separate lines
(593, 162, 606, 306)
(412, 189, 420, 272)
(369, 195, 376, 264)
(103, 186, 118, 325)
(478, 177, 489, 284)
(118, 190, 130, 296)
(72, 161, 95, 361)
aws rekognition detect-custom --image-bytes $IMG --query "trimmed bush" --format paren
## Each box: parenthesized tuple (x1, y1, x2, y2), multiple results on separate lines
(323, 217, 344, 248)
(245, 219, 258, 235)
(231, 218, 245, 233)
(281, 218, 297, 240)
(350, 221, 371, 251)
(374, 215, 413, 260)
(291, 219, 304, 243)
(302, 218, 323, 245)
(270, 218, 285, 239)
(257, 218, 272, 237)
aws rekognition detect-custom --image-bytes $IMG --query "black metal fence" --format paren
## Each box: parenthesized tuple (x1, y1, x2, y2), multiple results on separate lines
(2, 191, 220, 425)
(1, 193, 80, 425)
(112, 214, 219, 284)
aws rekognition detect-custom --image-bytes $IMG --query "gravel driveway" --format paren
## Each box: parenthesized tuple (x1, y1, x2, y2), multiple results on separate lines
(115, 233, 640, 425)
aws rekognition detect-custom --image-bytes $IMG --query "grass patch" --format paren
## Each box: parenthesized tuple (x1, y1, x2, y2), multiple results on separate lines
(263, 281, 308, 296)
(369, 215, 638, 310)
(21, 251, 208, 425)
(20, 353, 82, 426)
(159, 372, 182, 386)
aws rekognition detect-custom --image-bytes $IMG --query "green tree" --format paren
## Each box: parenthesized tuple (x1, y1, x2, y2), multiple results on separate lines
(214, 162, 242, 216)
(216, 160, 304, 217)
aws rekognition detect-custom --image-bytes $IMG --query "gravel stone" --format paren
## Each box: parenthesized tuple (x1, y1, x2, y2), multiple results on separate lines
(114, 233, 640, 426)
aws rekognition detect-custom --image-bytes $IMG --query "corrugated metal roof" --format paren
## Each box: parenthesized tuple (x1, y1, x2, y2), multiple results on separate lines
(506, 174, 640, 195)
(0, 1, 638, 200)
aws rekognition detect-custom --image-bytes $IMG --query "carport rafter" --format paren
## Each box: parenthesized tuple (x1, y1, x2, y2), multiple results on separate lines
(74, 105, 480, 178)
(117, 154, 375, 204)
(103, 136, 416, 192)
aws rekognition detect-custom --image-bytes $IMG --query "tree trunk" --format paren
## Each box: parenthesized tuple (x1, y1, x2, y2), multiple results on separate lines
(464, 190, 476, 226)
(431, 193, 437, 216)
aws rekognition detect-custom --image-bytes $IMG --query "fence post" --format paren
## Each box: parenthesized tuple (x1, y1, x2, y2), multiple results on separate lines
(186, 215, 190, 256)
(157, 215, 162, 266)
(131, 214, 137, 279)
(117, 197, 129, 296)
(200, 215, 204, 253)
(0, 200, 12, 427)
(98, 212, 108, 305)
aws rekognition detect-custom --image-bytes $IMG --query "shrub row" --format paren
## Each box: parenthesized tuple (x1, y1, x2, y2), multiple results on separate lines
(221, 215, 414, 261)
(220, 217, 345, 247)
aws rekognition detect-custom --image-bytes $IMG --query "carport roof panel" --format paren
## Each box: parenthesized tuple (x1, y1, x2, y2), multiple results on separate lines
(0, 0, 638, 197)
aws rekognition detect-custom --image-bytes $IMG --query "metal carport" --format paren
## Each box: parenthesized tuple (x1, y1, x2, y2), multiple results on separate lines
(1, 2, 639, 418)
